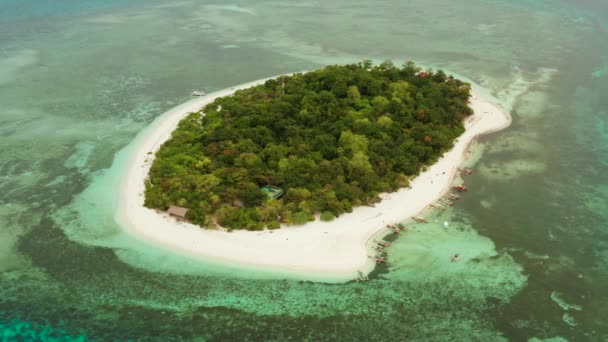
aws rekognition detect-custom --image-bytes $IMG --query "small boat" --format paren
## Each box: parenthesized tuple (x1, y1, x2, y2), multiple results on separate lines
(377, 240, 391, 247)
(387, 225, 400, 234)
(191, 90, 206, 96)
(447, 193, 461, 200)
(430, 203, 446, 211)
(412, 216, 428, 223)
(452, 185, 468, 192)
(451, 254, 461, 262)
(440, 199, 454, 206)
(356, 271, 369, 282)
(397, 224, 409, 231)
(373, 256, 386, 264)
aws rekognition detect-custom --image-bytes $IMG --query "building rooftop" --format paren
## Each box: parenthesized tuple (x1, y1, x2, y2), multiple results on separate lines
(261, 186, 285, 200)
(167, 206, 189, 218)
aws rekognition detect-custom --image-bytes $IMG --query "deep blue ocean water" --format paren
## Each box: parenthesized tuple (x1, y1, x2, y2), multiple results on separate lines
(1, 0, 607, 340)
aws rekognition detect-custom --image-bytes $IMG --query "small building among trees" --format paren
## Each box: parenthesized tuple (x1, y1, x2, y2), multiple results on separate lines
(261, 186, 285, 200)
(167, 206, 189, 221)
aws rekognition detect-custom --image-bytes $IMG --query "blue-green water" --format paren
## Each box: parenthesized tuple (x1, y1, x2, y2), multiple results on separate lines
(1, 0, 607, 340)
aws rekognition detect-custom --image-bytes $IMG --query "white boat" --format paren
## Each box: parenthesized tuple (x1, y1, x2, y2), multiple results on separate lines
(191, 90, 206, 96)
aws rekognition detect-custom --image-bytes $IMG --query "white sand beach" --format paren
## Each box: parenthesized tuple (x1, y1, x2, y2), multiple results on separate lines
(115, 75, 510, 282)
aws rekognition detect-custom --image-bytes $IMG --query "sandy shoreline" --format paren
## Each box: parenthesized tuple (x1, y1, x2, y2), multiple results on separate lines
(115, 75, 510, 282)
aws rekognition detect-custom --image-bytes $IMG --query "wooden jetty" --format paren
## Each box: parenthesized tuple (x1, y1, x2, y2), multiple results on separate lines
(412, 216, 428, 223)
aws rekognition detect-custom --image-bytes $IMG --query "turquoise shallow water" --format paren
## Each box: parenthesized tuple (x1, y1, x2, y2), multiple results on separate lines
(1, 0, 608, 340)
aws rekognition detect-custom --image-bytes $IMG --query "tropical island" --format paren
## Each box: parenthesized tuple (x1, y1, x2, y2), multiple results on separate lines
(143, 61, 473, 230)
(117, 62, 509, 280)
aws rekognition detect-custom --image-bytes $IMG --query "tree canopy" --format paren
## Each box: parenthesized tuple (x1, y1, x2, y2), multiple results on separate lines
(144, 61, 473, 230)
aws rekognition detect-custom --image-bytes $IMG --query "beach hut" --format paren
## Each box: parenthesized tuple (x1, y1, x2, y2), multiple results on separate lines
(167, 206, 189, 221)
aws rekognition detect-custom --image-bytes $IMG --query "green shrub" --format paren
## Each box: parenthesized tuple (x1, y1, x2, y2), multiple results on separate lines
(267, 221, 281, 229)
(292, 211, 310, 225)
(320, 211, 336, 221)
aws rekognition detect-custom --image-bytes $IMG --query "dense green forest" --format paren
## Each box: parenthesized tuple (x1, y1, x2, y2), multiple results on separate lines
(144, 61, 473, 230)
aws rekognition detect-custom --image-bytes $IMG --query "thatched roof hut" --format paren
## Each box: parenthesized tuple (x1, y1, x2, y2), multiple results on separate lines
(167, 206, 189, 220)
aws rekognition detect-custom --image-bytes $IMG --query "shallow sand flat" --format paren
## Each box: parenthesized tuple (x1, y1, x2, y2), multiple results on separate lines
(116, 75, 510, 282)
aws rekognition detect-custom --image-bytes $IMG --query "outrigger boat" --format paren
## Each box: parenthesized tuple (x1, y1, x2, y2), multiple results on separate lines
(387, 224, 400, 234)
(356, 271, 369, 282)
(458, 168, 473, 175)
(440, 199, 454, 206)
(452, 185, 468, 192)
(377, 240, 391, 247)
(412, 216, 428, 223)
(369, 256, 386, 264)
(447, 193, 461, 200)
(430, 203, 446, 211)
